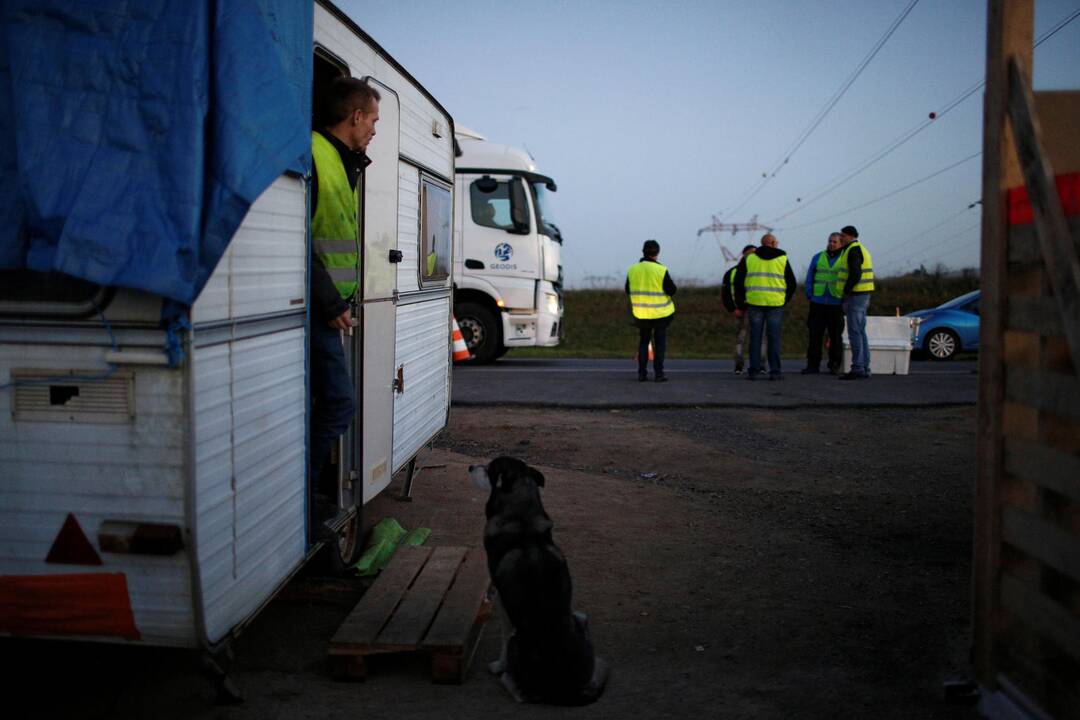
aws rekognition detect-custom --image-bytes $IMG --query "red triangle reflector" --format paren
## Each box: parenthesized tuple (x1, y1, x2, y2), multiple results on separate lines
(45, 513, 103, 566)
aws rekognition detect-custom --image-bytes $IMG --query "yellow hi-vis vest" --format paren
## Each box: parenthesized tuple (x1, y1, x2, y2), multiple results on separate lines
(723, 266, 737, 307)
(811, 251, 840, 299)
(833, 241, 875, 295)
(744, 253, 788, 307)
(311, 132, 360, 300)
(627, 260, 674, 320)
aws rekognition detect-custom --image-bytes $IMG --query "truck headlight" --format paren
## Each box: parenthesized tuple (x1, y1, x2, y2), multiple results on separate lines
(545, 293, 559, 315)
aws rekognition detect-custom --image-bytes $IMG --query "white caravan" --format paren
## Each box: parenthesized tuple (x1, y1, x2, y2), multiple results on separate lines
(452, 128, 563, 363)
(0, 1, 454, 653)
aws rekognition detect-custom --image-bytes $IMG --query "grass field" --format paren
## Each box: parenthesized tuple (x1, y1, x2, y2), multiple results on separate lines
(513, 271, 979, 359)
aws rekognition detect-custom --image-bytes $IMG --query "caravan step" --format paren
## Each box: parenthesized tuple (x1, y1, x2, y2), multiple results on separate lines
(328, 545, 492, 683)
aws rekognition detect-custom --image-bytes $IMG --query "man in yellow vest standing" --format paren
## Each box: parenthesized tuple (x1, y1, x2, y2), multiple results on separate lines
(734, 233, 797, 380)
(310, 77, 380, 510)
(625, 239, 677, 382)
(801, 232, 845, 374)
(834, 225, 875, 380)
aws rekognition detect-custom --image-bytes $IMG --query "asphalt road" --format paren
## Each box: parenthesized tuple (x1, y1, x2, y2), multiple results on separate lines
(451, 358, 978, 408)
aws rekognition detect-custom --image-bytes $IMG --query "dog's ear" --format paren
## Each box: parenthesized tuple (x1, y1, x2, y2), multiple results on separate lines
(530, 466, 545, 487)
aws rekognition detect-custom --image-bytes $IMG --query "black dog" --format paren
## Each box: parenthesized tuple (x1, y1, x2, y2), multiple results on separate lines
(469, 456, 608, 705)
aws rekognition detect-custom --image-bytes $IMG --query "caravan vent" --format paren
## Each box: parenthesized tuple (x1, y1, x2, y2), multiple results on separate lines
(11, 370, 134, 424)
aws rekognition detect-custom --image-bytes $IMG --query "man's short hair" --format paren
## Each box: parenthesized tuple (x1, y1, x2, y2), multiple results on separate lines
(642, 239, 660, 257)
(741, 244, 756, 254)
(840, 225, 859, 238)
(325, 76, 381, 126)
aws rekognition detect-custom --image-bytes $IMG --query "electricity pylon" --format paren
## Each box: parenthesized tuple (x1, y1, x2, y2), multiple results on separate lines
(696, 214, 775, 262)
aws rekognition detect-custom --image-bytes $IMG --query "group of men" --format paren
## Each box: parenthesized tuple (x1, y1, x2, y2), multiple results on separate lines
(625, 226, 875, 382)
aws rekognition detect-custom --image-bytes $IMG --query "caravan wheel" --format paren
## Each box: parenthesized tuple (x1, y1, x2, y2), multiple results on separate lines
(336, 510, 364, 567)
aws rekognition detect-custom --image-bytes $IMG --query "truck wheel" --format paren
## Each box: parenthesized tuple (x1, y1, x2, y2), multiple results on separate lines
(456, 302, 502, 364)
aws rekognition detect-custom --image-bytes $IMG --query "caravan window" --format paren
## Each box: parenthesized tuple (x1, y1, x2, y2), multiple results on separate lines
(420, 178, 451, 285)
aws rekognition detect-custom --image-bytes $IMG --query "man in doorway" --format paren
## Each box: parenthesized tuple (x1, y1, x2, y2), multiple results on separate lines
(626, 239, 677, 382)
(802, 232, 845, 374)
(721, 244, 757, 373)
(835, 225, 875, 380)
(310, 77, 380, 511)
(734, 233, 797, 380)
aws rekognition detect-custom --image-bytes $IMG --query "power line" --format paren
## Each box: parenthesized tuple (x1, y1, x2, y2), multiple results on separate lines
(875, 202, 980, 263)
(905, 220, 982, 269)
(766, 93, 979, 223)
(777, 150, 981, 233)
(763, 6, 1080, 224)
(718, 0, 921, 218)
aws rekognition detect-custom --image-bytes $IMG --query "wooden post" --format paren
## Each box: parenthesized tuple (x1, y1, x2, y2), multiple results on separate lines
(974, 0, 1032, 689)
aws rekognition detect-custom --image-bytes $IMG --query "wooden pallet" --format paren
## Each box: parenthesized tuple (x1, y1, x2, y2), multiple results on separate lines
(328, 545, 492, 683)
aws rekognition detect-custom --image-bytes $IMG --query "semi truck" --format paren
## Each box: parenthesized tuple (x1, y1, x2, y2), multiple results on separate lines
(452, 127, 564, 363)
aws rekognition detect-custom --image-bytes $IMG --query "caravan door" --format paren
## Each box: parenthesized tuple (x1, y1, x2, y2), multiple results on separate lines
(357, 80, 399, 503)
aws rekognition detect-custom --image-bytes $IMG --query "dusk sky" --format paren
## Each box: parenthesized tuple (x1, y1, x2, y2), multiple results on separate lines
(342, 0, 1080, 288)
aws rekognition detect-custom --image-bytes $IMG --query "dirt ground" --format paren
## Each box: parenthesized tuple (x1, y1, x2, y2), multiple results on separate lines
(6, 405, 980, 719)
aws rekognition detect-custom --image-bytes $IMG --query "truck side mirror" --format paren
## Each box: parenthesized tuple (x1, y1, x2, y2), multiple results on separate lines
(474, 176, 498, 193)
(509, 179, 530, 234)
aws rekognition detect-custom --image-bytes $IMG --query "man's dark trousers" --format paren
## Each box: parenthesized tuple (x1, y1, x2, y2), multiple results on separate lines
(310, 319, 356, 492)
(637, 319, 669, 377)
(806, 301, 845, 371)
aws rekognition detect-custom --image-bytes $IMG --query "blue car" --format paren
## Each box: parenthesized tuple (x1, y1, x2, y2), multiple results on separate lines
(906, 289, 980, 360)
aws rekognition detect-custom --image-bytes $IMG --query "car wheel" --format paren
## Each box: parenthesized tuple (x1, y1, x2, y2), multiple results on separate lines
(925, 328, 959, 360)
(455, 302, 502, 364)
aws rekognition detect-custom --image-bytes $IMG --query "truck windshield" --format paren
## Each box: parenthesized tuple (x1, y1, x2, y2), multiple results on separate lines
(530, 182, 561, 243)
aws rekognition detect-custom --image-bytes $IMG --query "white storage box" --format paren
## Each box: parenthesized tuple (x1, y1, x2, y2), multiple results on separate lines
(842, 316, 921, 376)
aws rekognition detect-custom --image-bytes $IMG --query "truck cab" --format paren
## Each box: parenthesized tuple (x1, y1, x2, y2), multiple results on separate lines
(452, 127, 563, 363)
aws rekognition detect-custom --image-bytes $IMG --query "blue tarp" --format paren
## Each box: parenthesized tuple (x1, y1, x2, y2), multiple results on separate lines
(0, 0, 312, 310)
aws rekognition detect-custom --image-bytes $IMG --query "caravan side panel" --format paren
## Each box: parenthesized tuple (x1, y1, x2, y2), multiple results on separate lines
(192, 177, 307, 324)
(392, 296, 451, 473)
(193, 328, 306, 645)
(0, 341, 196, 646)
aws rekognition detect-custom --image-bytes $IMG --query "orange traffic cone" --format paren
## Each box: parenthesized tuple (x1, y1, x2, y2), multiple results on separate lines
(451, 315, 472, 362)
(634, 341, 655, 363)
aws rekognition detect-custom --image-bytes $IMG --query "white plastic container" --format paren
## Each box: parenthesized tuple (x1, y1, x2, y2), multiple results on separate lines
(842, 316, 921, 375)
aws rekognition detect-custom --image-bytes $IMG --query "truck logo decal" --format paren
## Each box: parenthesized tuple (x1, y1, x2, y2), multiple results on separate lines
(494, 243, 513, 262)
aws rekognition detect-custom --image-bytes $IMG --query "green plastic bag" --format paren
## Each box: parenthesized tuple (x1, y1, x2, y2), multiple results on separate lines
(352, 518, 430, 577)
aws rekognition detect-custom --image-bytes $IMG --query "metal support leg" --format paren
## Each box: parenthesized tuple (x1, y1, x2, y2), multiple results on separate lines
(396, 457, 417, 502)
(199, 644, 243, 705)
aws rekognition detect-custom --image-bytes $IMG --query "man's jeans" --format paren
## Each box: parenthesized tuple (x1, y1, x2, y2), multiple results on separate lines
(843, 293, 872, 376)
(310, 320, 356, 490)
(747, 306, 784, 377)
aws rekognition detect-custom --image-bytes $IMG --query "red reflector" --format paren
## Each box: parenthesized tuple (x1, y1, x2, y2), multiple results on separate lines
(45, 513, 102, 566)
(0, 573, 140, 640)
(1007, 172, 1080, 225)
